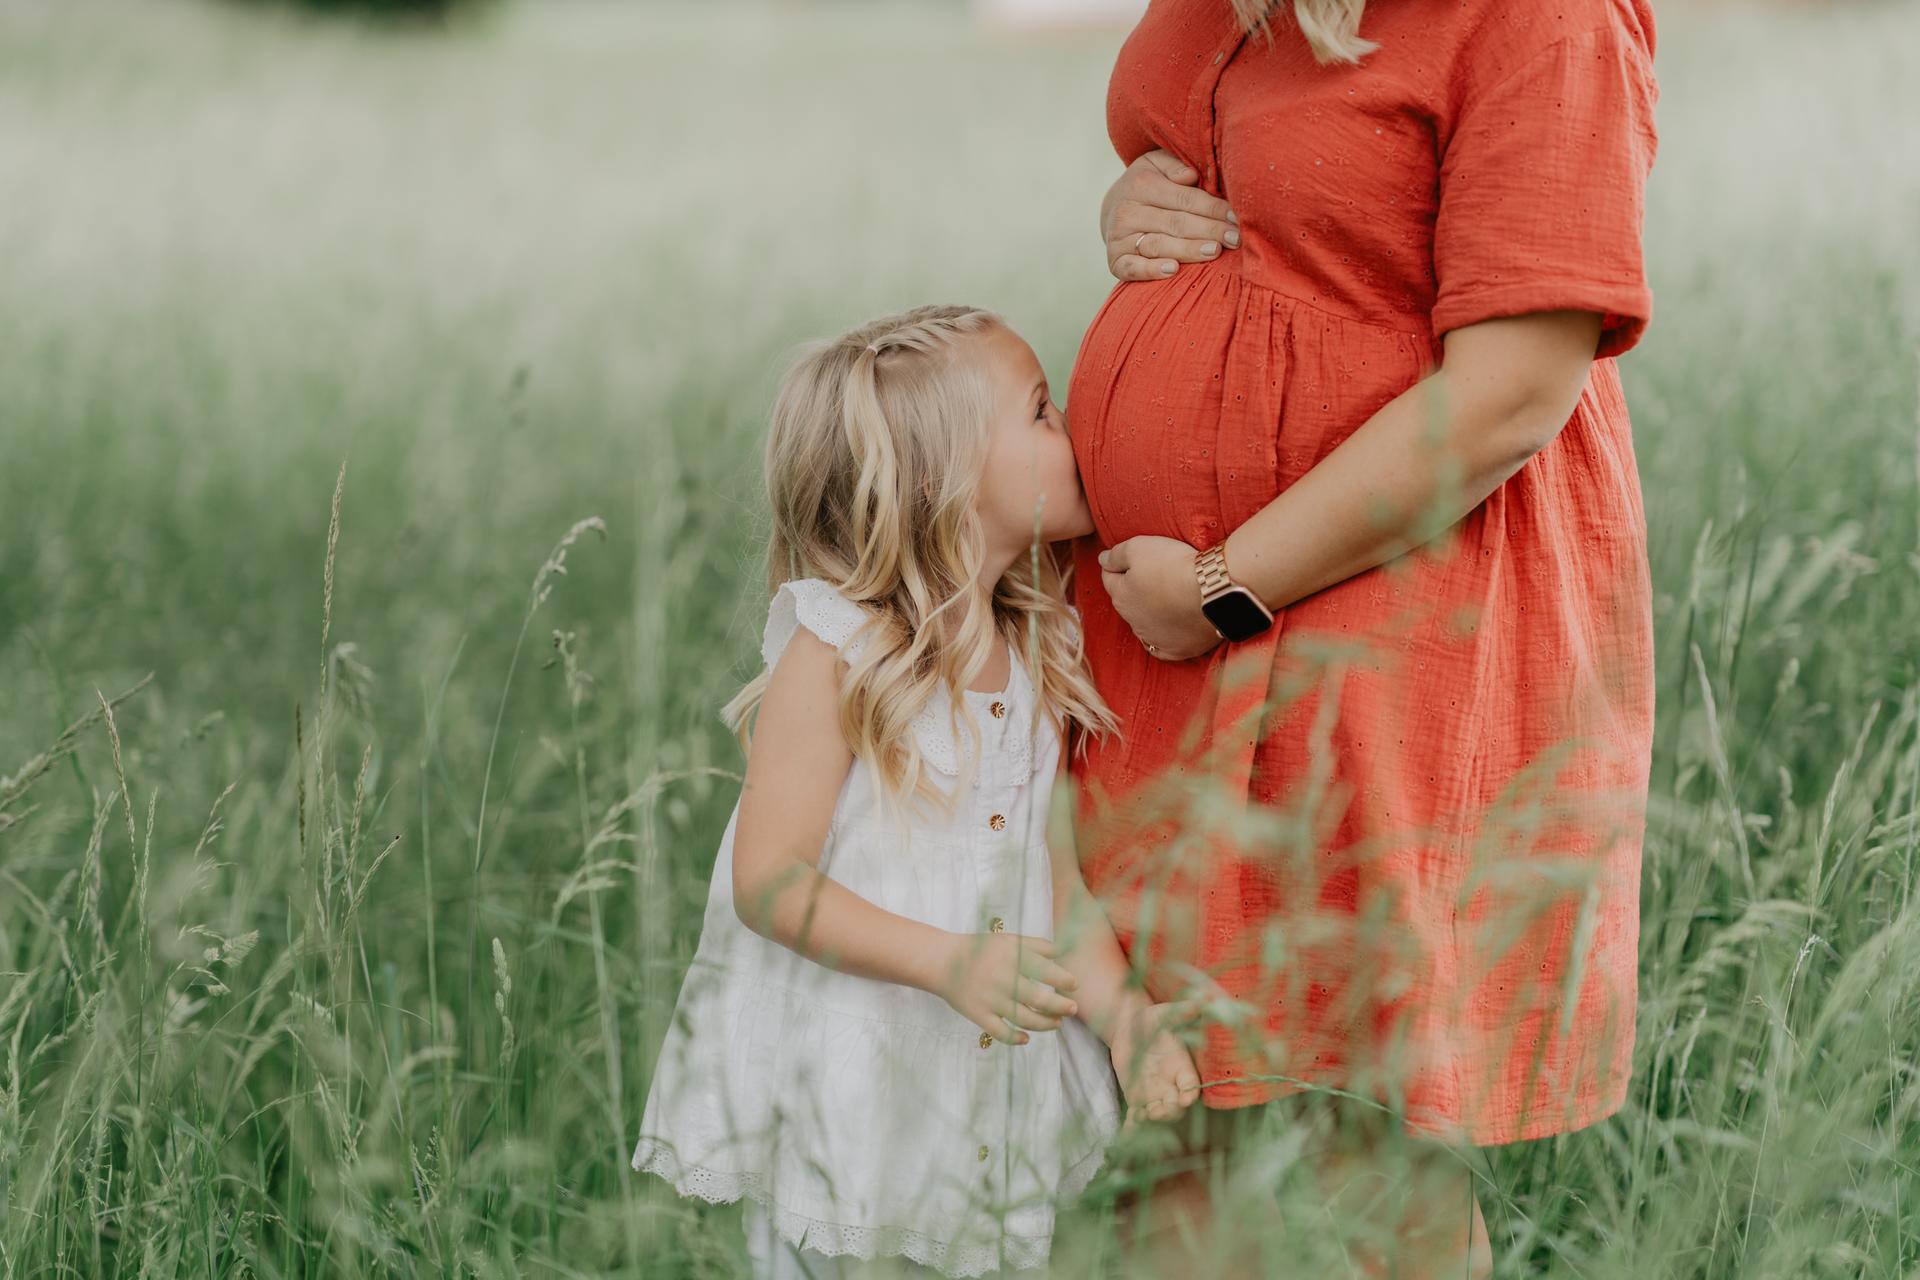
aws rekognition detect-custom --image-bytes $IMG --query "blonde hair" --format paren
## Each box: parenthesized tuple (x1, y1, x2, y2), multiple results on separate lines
(723, 304, 1120, 817)
(1229, 0, 1377, 65)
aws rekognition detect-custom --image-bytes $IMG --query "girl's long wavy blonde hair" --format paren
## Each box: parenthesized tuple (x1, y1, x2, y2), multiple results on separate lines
(722, 304, 1120, 817)
(1230, 0, 1376, 65)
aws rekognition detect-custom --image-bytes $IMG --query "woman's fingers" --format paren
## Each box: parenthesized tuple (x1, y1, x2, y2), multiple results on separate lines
(1117, 230, 1227, 267)
(1110, 248, 1184, 283)
(1124, 188, 1235, 245)
(1107, 222, 1237, 281)
(1144, 175, 1236, 226)
(1127, 151, 1234, 222)
(1104, 150, 1238, 282)
(1096, 547, 1155, 643)
(1100, 568, 1151, 644)
(1115, 207, 1240, 253)
(1138, 148, 1199, 184)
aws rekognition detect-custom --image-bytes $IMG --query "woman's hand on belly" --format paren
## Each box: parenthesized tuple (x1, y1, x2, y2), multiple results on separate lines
(1101, 149, 1240, 283)
(1098, 536, 1223, 662)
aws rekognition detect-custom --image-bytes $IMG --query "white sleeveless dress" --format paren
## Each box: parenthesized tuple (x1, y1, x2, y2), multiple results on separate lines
(630, 578, 1123, 1278)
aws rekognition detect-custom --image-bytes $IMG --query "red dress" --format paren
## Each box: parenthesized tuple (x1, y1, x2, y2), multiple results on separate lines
(1066, 0, 1660, 1146)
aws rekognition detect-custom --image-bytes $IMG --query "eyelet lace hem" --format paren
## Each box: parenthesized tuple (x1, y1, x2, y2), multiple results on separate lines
(632, 1136, 1111, 1277)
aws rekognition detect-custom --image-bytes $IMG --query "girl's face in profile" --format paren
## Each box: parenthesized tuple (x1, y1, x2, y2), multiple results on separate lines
(973, 325, 1095, 553)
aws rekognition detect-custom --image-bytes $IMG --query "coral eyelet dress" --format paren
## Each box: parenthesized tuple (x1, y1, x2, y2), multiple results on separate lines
(1065, 0, 1660, 1146)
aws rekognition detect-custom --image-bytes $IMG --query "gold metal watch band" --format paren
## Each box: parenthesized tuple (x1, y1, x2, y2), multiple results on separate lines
(1195, 544, 1236, 601)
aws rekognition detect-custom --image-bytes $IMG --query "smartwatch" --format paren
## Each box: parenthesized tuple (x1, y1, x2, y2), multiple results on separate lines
(1195, 544, 1274, 642)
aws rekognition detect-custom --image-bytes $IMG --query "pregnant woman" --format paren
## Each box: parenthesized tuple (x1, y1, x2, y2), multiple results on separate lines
(1064, 0, 1659, 1273)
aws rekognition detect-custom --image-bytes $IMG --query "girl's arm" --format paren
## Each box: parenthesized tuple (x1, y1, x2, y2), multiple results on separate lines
(1095, 310, 1606, 659)
(1041, 741, 1150, 1046)
(731, 626, 1080, 1043)
(1046, 737, 1203, 1121)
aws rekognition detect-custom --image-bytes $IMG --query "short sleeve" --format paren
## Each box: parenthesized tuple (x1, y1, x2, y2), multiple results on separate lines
(760, 578, 878, 671)
(1432, 18, 1660, 360)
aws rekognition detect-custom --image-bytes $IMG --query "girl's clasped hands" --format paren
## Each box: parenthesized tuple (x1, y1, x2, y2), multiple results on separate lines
(932, 928, 1202, 1128)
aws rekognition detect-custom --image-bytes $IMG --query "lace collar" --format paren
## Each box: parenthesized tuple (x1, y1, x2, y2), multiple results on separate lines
(911, 642, 1038, 784)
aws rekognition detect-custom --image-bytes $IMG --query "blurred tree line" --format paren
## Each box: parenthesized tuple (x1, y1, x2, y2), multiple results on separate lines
(234, 0, 496, 20)
(237, 0, 971, 20)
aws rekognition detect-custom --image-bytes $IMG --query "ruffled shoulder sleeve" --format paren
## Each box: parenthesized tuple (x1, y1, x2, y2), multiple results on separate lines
(760, 577, 880, 671)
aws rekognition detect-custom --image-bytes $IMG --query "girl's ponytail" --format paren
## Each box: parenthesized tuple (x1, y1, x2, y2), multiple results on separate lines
(841, 342, 905, 594)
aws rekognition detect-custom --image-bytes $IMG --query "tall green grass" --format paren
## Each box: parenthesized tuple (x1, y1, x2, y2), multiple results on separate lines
(1, 0, 1917, 1274)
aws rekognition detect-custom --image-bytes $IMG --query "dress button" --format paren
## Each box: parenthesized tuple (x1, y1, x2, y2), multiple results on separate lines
(989, 700, 1006, 719)
(988, 813, 1006, 831)
(979, 1030, 993, 1050)
(988, 916, 1005, 933)
(1212, 50, 1224, 64)
(977, 1144, 991, 1162)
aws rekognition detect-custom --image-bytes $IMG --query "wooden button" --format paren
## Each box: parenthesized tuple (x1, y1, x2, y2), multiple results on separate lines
(989, 700, 1006, 719)
(988, 916, 1005, 933)
(979, 1030, 993, 1049)
(988, 813, 1006, 831)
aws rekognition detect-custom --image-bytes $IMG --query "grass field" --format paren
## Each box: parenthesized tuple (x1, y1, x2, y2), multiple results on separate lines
(3, 0, 1920, 1275)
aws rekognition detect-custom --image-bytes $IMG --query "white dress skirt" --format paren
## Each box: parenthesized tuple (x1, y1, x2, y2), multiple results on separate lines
(631, 578, 1123, 1278)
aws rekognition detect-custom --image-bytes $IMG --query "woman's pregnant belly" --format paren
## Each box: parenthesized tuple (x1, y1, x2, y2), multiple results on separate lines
(1065, 261, 1433, 550)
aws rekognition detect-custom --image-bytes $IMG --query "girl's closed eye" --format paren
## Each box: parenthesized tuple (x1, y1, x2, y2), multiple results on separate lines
(976, 325, 1095, 551)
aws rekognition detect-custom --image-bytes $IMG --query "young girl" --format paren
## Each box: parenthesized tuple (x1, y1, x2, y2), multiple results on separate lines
(630, 304, 1203, 1278)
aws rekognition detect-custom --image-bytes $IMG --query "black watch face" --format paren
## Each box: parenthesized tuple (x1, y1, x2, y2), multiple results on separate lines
(1202, 590, 1272, 641)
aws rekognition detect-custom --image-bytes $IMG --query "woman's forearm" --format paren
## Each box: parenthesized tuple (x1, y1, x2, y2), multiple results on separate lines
(737, 858, 952, 994)
(1223, 315, 1601, 613)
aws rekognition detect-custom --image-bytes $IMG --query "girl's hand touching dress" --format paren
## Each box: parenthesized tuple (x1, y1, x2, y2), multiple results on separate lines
(930, 931, 1082, 1046)
(1100, 148, 1240, 282)
(1108, 997, 1203, 1128)
(1097, 536, 1224, 662)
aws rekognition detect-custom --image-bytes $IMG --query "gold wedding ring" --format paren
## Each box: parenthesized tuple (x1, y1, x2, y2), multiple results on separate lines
(1134, 231, 1149, 256)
